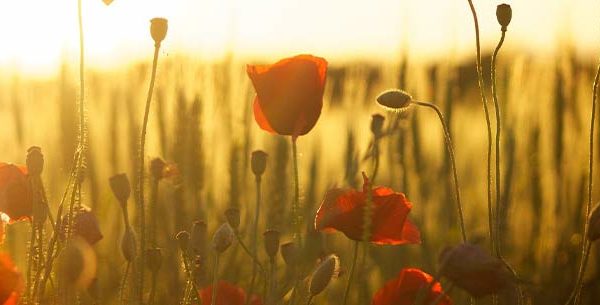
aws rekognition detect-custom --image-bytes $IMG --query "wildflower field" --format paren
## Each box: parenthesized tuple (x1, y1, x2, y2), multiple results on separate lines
(1, 1, 600, 305)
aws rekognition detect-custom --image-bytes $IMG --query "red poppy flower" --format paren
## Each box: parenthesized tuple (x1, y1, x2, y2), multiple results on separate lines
(0, 253, 22, 305)
(199, 281, 262, 305)
(372, 268, 452, 305)
(247, 54, 327, 138)
(314, 173, 420, 245)
(0, 163, 32, 222)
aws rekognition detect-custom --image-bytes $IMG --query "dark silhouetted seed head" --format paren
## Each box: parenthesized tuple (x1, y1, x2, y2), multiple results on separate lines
(26, 146, 44, 176)
(251, 150, 268, 177)
(370, 114, 385, 138)
(263, 229, 280, 259)
(150, 158, 166, 180)
(74, 207, 103, 245)
(309, 254, 340, 296)
(212, 223, 234, 254)
(225, 208, 241, 230)
(376, 89, 413, 111)
(109, 174, 131, 204)
(496, 4, 512, 30)
(281, 241, 299, 266)
(150, 18, 168, 45)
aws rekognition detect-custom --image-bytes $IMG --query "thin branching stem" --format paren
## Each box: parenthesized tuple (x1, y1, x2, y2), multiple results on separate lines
(341, 241, 360, 305)
(414, 101, 467, 242)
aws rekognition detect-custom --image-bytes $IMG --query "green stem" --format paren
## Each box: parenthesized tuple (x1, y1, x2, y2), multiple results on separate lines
(341, 241, 359, 305)
(414, 101, 467, 242)
(467, 0, 493, 249)
(211, 253, 220, 305)
(291, 137, 302, 245)
(491, 30, 506, 257)
(138, 43, 161, 304)
(246, 177, 262, 305)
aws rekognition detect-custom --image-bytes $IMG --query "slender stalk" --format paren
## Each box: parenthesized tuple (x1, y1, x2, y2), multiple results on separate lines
(306, 295, 314, 305)
(491, 30, 506, 257)
(137, 42, 162, 303)
(467, 0, 493, 248)
(291, 137, 302, 245)
(413, 101, 467, 242)
(235, 232, 265, 273)
(341, 241, 359, 305)
(149, 271, 158, 305)
(246, 176, 262, 305)
(567, 60, 600, 305)
(120, 263, 131, 305)
(269, 258, 276, 305)
(211, 254, 220, 305)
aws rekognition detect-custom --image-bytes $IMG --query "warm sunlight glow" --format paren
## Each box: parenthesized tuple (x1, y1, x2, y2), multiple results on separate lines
(1, 0, 599, 75)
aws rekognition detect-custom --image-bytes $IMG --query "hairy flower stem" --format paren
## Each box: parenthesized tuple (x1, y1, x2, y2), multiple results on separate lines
(491, 30, 506, 257)
(291, 137, 302, 245)
(137, 42, 162, 304)
(341, 241, 359, 305)
(305, 295, 314, 305)
(246, 176, 262, 305)
(467, 0, 493, 249)
(414, 101, 467, 242)
(568, 60, 600, 305)
(211, 253, 220, 305)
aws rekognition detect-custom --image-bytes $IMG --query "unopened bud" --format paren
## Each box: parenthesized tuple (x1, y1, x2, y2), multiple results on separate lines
(26, 146, 44, 176)
(212, 223, 234, 254)
(263, 229, 280, 259)
(121, 227, 137, 262)
(370, 114, 385, 138)
(150, 158, 166, 180)
(309, 254, 340, 296)
(251, 150, 268, 177)
(496, 4, 512, 31)
(225, 208, 240, 230)
(189, 221, 208, 256)
(176, 231, 191, 253)
(376, 89, 413, 111)
(146, 248, 162, 274)
(150, 18, 168, 45)
(109, 174, 131, 204)
(74, 207, 103, 245)
(280, 241, 298, 266)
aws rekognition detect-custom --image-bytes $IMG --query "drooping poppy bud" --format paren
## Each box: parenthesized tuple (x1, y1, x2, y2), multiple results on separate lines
(439, 244, 514, 298)
(150, 18, 168, 45)
(376, 89, 413, 112)
(150, 158, 166, 180)
(121, 227, 137, 262)
(73, 207, 103, 245)
(251, 150, 268, 178)
(280, 241, 299, 266)
(587, 202, 600, 241)
(56, 237, 97, 289)
(496, 4, 512, 31)
(146, 248, 162, 274)
(308, 254, 340, 296)
(370, 114, 385, 138)
(176, 231, 191, 253)
(225, 208, 241, 230)
(212, 223, 234, 254)
(26, 147, 44, 176)
(109, 174, 131, 204)
(263, 229, 280, 260)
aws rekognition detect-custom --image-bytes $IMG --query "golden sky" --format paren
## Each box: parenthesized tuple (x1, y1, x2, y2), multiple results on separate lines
(1, 0, 600, 75)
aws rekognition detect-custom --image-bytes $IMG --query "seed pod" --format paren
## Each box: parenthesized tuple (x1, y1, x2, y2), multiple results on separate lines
(212, 223, 234, 254)
(189, 220, 208, 256)
(263, 229, 280, 259)
(150, 158, 166, 180)
(439, 243, 513, 297)
(150, 18, 168, 45)
(109, 174, 131, 203)
(251, 150, 268, 177)
(587, 202, 600, 241)
(280, 241, 298, 266)
(74, 207, 103, 245)
(146, 248, 162, 274)
(225, 208, 240, 230)
(309, 254, 340, 296)
(370, 114, 385, 138)
(121, 227, 137, 262)
(56, 237, 97, 289)
(26, 146, 44, 176)
(376, 89, 413, 111)
(496, 4, 512, 31)
(176, 231, 191, 253)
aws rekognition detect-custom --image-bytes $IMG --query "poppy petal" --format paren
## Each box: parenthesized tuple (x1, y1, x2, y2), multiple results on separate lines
(372, 268, 451, 305)
(253, 96, 276, 134)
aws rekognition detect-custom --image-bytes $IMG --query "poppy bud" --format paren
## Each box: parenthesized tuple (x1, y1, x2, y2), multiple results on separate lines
(251, 150, 268, 178)
(150, 18, 168, 46)
(74, 207, 103, 245)
(376, 89, 413, 111)
(121, 227, 137, 262)
(439, 244, 513, 298)
(370, 114, 385, 138)
(587, 202, 600, 241)
(150, 158, 166, 180)
(146, 248, 162, 274)
(280, 241, 298, 266)
(224, 208, 240, 230)
(176, 231, 191, 253)
(308, 254, 340, 296)
(109, 174, 131, 204)
(212, 223, 234, 254)
(263, 229, 280, 259)
(189, 220, 208, 255)
(56, 237, 97, 289)
(26, 146, 44, 176)
(496, 4, 512, 31)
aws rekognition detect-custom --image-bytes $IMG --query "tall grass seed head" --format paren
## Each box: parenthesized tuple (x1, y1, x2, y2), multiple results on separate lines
(309, 254, 340, 296)
(121, 227, 137, 262)
(109, 173, 131, 204)
(150, 18, 168, 45)
(26, 146, 44, 176)
(251, 150, 268, 177)
(587, 202, 600, 241)
(212, 223, 234, 254)
(376, 89, 413, 112)
(225, 207, 241, 230)
(263, 229, 280, 259)
(496, 4, 512, 31)
(370, 114, 385, 138)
